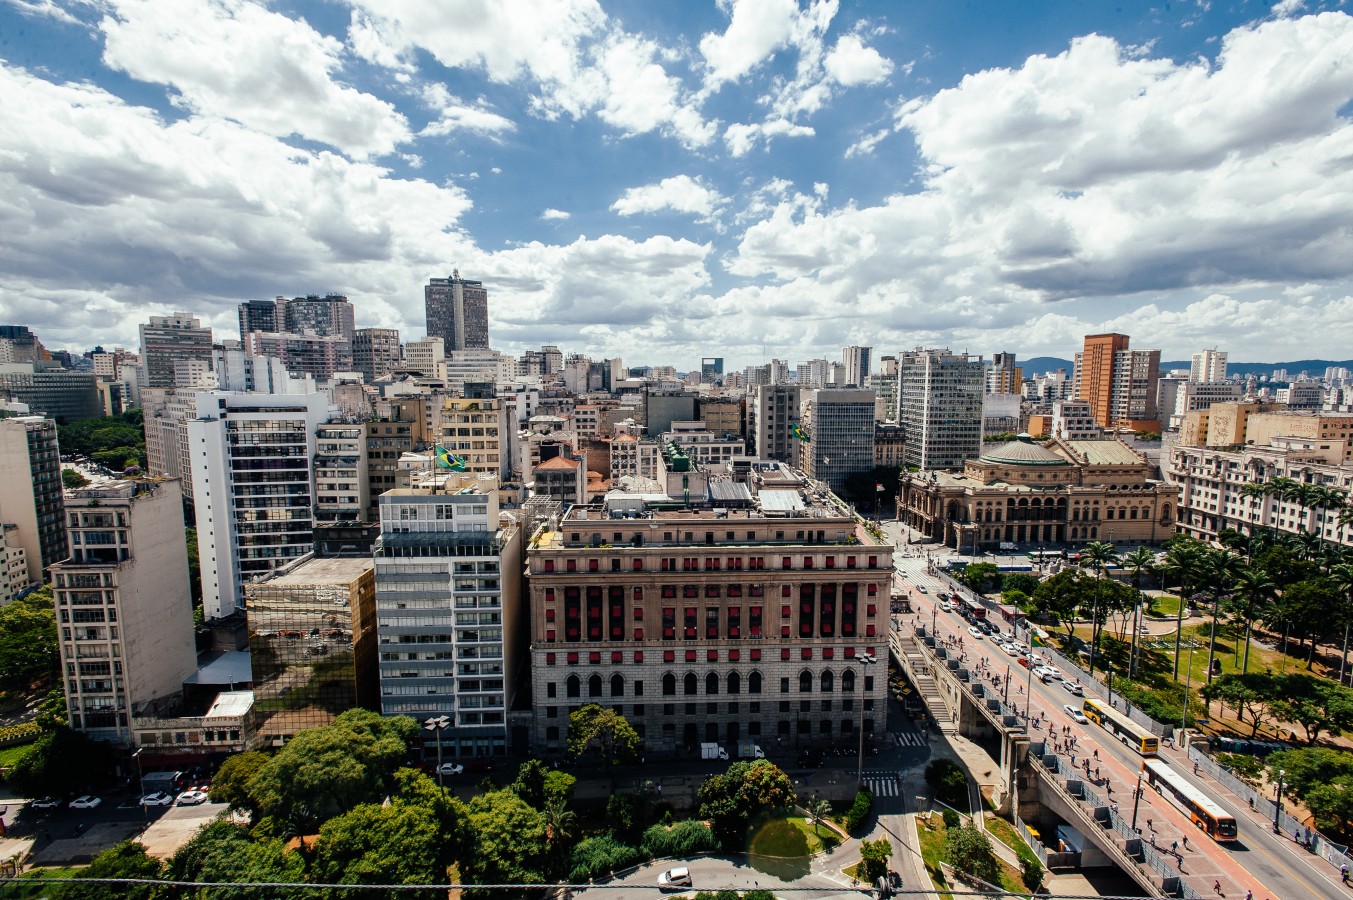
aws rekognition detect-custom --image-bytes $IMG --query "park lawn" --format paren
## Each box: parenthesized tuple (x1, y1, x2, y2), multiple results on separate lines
(6, 866, 81, 899)
(915, 816, 1024, 898)
(747, 815, 839, 858)
(1146, 593, 1183, 618)
(0, 741, 36, 768)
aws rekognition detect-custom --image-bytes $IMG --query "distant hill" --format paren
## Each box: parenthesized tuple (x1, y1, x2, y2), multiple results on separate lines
(1021, 356, 1073, 375)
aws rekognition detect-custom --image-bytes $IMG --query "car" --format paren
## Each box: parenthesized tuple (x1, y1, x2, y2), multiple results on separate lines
(658, 866, 693, 890)
(1064, 705, 1089, 724)
(1061, 679, 1084, 696)
(1138, 623, 1150, 634)
(139, 791, 174, 807)
(436, 762, 464, 776)
(69, 795, 102, 809)
(967, 626, 984, 639)
(1017, 656, 1031, 669)
(916, 585, 928, 593)
(30, 796, 60, 809)
(175, 789, 210, 806)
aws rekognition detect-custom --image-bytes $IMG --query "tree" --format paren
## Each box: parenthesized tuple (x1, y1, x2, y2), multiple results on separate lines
(958, 563, 1000, 594)
(209, 750, 268, 818)
(463, 789, 548, 888)
(61, 468, 89, 489)
(567, 835, 642, 882)
(1200, 673, 1282, 738)
(311, 802, 451, 897)
(806, 796, 833, 836)
(1199, 548, 1244, 692)
(697, 759, 794, 848)
(0, 584, 57, 691)
(509, 758, 575, 809)
(1229, 565, 1278, 674)
(247, 709, 417, 833)
(1001, 572, 1041, 597)
(52, 841, 161, 900)
(1330, 563, 1353, 685)
(8, 727, 117, 796)
(168, 821, 306, 900)
(1162, 537, 1207, 677)
(1268, 747, 1353, 839)
(924, 759, 969, 809)
(1079, 540, 1120, 677)
(1031, 570, 1090, 642)
(944, 825, 999, 885)
(641, 820, 719, 858)
(1271, 673, 1353, 745)
(858, 837, 892, 882)
(566, 704, 640, 770)
(1272, 579, 1339, 668)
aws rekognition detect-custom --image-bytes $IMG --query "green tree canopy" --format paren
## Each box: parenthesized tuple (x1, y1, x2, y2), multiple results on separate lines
(924, 759, 969, 809)
(167, 821, 306, 900)
(958, 563, 1000, 594)
(463, 789, 548, 888)
(311, 801, 450, 898)
(8, 727, 117, 796)
(0, 584, 57, 691)
(1031, 570, 1090, 640)
(1201, 673, 1282, 738)
(58, 411, 147, 470)
(944, 825, 999, 886)
(52, 841, 162, 900)
(509, 758, 576, 809)
(209, 750, 268, 818)
(1001, 572, 1041, 597)
(566, 704, 640, 768)
(1270, 673, 1353, 744)
(858, 837, 892, 882)
(696, 759, 794, 848)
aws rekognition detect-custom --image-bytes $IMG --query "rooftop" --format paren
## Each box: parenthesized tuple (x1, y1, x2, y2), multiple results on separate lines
(1064, 440, 1144, 466)
(260, 555, 374, 586)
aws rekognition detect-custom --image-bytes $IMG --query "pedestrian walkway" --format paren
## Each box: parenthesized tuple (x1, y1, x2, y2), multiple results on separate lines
(861, 770, 906, 797)
(892, 730, 928, 748)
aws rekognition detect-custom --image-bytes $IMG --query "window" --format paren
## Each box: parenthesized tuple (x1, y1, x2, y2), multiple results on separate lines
(663, 674, 676, 696)
(799, 671, 813, 693)
(610, 673, 624, 697)
(684, 673, 698, 695)
(728, 672, 741, 694)
(634, 680, 644, 696)
(566, 675, 581, 698)
(749, 672, 762, 694)
(706, 672, 719, 695)
(588, 674, 602, 697)
(821, 670, 834, 692)
(780, 677, 790, 693)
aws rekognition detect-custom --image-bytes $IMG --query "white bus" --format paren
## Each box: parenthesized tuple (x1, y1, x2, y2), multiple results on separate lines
(1142, 760, 1238, 842)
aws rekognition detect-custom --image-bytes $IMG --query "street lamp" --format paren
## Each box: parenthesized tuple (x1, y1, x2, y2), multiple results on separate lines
(855, 652, 878, 791)
(1130, 763, 1145, 831)
(423, 715, 451, 792)
(1274, 768, 1286, 835)
(133, 748, 146, 819)
(1180, 645, 1196, 736)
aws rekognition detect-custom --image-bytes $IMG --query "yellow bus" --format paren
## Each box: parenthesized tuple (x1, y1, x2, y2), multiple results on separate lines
(1142, 760, 1238, 841)
(1082, 698, 1159, 756)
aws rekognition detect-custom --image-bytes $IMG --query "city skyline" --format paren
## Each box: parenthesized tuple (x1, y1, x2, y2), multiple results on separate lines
(3, 1, 1353, 368)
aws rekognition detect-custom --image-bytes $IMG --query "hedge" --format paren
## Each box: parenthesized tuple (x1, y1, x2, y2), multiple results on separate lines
(842, 787, 874, 833)
(567, 835, 643, 882)
(640, 819, 719, 858)
(0, 722, 41, 746)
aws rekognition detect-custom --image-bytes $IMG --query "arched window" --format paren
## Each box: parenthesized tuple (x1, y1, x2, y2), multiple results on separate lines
(684, 672, 698, 695)
(728, 671, 741, 694)
(799, 670, 813, 693)
(662, 673, 676, 696)
(588, 674, 602, 698)
(610, 673, 624, 697)
(821, 670, 835, 693)
(566, 675, 581, 698)
(842, 669, 856, 692)
(748, 671, 762, 694)
(706, 672, 719, 695)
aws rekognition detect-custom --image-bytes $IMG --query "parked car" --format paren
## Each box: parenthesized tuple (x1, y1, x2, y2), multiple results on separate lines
(30, 796, 60, 809)
(69, 795, 102, 809)
(436, 762, 464, 776)
(1064, 704, 1089, 724)
(176, 789, 210, 806)
(658, 867, 693, 890)
(139, 792, 174, 807)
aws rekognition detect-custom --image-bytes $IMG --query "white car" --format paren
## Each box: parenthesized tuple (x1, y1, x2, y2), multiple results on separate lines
(69, 795, 102, 809)
(30, 796, 61, 809)
(139, 791, 174, 807)
(917, 585, 928, 594)
(967, 626, 984, 640)
(176, 789, 210, 806)
(1064, 704, 1089, 724)
(436, 762, 464, 776)
(1061, 679, 1084, 696)
(658, 866, 693, 890)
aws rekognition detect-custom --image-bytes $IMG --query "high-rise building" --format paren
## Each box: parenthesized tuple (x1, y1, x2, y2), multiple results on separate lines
(375, 478, 523, 759)
(438, 396, 509, 479)
(987, 352, 1022, 395)
(701, 358, 724, 383)
(284, 294, 355, 341)
(51, 479, 197, 743)
(315, 423, 370, 523)
(645, 389, 698, 438)
(1073, 333, 1162, 431)
(0, 416, 66, 584)
(752, 385, 801, 463)
(352, 328, 401, 382)
(1190, 350, 1228, 383)
(241, 332, 351, 381)
(803, 389, 876, 492)
(842, 346, 872, 388)
(525, 470, 892, 755)
(238, 299, 280, 338)
(0, 366, 102, 423)
(796, 360, 829, 389)
(402, 336, 446, 380)
(899, 348, 985, 471)
(0, 326, 47, 364)
(425, 271, 490, 352)
(189, 392, 331, 620)
(139, 313, 214, 389)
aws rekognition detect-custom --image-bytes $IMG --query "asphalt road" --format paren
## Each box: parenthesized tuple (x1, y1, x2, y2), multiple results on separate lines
(882, 524, 1343, 900)
(572, 855, 866, 899)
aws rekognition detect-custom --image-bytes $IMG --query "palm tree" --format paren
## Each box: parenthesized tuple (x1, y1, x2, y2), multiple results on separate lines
(1120, 547, 1156, 677)
(1239, 481, 1269, 532)
(1199, 548, 1243, 697)
(1331, 563, 1353, 686)
(1229, 565, 1278, 674)
(1162, 539, 1206, 678)
(807, 796, 833, 836)
(542, 794, 578, 852)
(1080, 540, 1119, 678)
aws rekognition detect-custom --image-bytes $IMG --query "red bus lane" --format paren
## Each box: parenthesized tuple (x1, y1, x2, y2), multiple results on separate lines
(910, 585, 1283, 900)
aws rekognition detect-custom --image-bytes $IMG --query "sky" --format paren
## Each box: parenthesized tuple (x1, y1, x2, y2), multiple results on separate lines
(3, 0, 1353, 372)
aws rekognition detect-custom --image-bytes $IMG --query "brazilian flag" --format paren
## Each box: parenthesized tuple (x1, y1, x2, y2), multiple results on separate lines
(790, 422, 810, 442)
(434, 445, 467, 471)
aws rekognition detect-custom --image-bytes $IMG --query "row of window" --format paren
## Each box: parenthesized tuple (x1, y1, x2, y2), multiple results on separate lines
(543, 555, 881, 573)
(542, 646, 878, 665)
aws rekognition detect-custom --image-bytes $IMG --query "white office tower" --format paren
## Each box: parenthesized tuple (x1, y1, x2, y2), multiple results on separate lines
(900, 348, 985, 471)
(1190, 350, 1228, 383)
(842, 346, 872, 387)
(374, 479, 522, 760)
(51, 479, 197, 743)
(189, 392, 332, 620)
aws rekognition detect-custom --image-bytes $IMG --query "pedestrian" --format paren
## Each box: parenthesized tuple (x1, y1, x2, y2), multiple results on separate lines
(1095, 766, 1101, 780)
(1171, 840, 1178, 854)
(1150, 832, 1156, 847)
(1182, 836, 1188, 850)
(1071, 754, 1077, 766)
(1093, 749, 1099, 760)
(1112, 802, 1119, 814)
(1146, 818, 1153, 830)
(1194, 762, 1200, 776)
(1213, 880, 1221, 895)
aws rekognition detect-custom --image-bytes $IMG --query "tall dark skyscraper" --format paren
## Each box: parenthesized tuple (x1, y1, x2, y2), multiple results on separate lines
(238, 299, 280, 338)
(424, 271, 489, 351)
(285, 294, 355, 340)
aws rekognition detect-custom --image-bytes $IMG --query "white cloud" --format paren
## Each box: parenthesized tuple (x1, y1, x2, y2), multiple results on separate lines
(6, 0, 80, 24)
(97, 0, 410, 159)
(699, 0, 805, 87)
(611, 175, 726, 224)
(723, 118, 815, 156)
(1272, 0, 1306, 18)
(420, 99, 516, 138)
(541, 208, 571, 220)
(824, 33, 893, 85)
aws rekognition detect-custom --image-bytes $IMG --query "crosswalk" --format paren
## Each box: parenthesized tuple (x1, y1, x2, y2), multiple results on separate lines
(891, 730, 928, 747)
(861, 770, 906, 796)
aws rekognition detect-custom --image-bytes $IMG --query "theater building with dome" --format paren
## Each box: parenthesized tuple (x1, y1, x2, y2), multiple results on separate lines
(896, 434, 1177, 552)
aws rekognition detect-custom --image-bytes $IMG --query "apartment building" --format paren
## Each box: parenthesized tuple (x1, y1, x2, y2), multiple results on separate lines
(139, 313, 213, 389)
(315, 423, 370, 524)
(0, 415, 67, 583)
(1072, 333, 1161, 431)
(352, 328, 401, 382)
(525, 464, 891, 755)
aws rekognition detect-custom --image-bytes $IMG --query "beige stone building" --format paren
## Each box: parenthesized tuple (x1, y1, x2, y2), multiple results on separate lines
(897, 435, 1176, 551)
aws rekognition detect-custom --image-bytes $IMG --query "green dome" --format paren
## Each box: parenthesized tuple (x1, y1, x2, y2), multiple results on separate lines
(979, 433, 1070, 466)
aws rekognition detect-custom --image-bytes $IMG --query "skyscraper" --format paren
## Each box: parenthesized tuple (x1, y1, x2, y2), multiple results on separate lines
(987, 352, 1023, 394)
(238, 299, 280, 338)
(425, 271, 489, 351)
(753, 384, 801, 462)
(139, 313, 213, 388)
(0, 416, 66, 584)
(804, 388, 876, 491)
(352, 328, 401, 382)
(284, 294, 355, 340)
(1073, 333, 1161, 430)
(899, 348, 985, 471)
(1190, 349, 1228, 383)
(842, 346, 872, 387)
